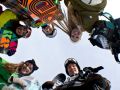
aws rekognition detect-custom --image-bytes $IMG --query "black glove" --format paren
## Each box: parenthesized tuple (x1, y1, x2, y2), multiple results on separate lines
(83, 66, 104, 73)
(93, 66, 104, 73)
(42, 81, 54, 89)
(7, 49, 16, 56)
(83, 67, 94, 72)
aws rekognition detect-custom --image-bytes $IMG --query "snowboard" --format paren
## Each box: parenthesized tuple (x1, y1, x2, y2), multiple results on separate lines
(42, 73, 66, 89)
(2, 0, 61, 27)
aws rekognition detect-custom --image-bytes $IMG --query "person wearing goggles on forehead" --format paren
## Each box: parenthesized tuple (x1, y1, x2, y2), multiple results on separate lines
(64, 58, 80, 77)
(59, 0, 107, 42)
(53, 58, 110, 90)
(0, 57, 39, 90)
(42, 24, 57, 38)
(41, 1, 64, 38)
(0, 0, 64, 38)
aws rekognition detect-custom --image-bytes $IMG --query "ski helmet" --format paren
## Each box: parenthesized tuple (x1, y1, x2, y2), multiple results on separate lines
(46, 28, 57, 38)
(64, 58, 80, 76)
(42, 24, 57, 38)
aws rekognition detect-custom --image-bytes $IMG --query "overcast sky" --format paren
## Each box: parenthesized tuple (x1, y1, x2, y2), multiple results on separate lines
(0, 0, 120, 90)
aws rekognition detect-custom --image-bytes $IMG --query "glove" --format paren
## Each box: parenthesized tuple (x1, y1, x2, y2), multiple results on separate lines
(83, 66, 104, 73)
(93, 66, 104, 73)
(7, 41, 18, 56)
(83, 67, 94, 72)
(42, 81, 54, 89)
(12, 77, 27, 88)
(7, 50, 16, 56)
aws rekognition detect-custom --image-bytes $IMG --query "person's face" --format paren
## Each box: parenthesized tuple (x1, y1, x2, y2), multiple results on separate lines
(19, 62, 33, 75)
(16, 26, 28, 37)
(43, 26, 53, 35)
(70, 28, 82, 42)
(67, 63, 79, 76)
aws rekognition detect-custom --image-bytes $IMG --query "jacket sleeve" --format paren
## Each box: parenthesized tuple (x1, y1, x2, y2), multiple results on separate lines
(0, 57, 8, 65)
(0, 65, 11, 82)
(7, 40, 18, 56)
(0, 58, 16, 83)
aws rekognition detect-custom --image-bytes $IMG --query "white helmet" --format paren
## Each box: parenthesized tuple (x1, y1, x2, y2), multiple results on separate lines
(42, 24, 57, 38)
(64, 58, 81, 76)
(46, 29, 57, 38)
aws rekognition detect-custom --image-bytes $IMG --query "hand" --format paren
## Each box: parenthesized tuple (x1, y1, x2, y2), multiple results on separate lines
(93, 66, 104, 73)
(12, 77, 27, 88)
(7, 50, 16, 56)
(42, 81, 54, 89)
(83, 67, 94, 72)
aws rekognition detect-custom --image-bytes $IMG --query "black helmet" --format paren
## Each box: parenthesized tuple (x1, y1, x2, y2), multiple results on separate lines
(64, 58, 80, 76)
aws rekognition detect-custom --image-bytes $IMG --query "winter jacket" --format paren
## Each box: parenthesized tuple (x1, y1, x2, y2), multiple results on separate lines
(64, 0, 107, 33)
(0, 28, 18, 56)
(0, 58, 19, 89)
(0, 9, 18, 56)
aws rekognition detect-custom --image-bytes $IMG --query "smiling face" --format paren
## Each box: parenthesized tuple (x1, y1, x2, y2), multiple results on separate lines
(16, 26, 27, 36)
(70, 28, 82, 42)
(67, 63, 79, 76)
(42, 25, 54, 35)
(18, 62, 33, 75)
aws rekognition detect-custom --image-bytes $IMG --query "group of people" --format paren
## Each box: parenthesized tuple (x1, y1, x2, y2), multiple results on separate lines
(0, 5, 32, 56)
(0, 57, 39, 90)
(42, 58, 111, 90)
(0, 0, 64, 56)
(57, 0, 120, 62)
(0, 0, 110, 55)
(1, 0, 120, 62)
(0, 57, 111, 90)
(0, 0, 119, 89)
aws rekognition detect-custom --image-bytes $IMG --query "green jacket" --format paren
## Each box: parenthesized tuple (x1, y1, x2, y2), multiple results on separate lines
(0, 58, 19, 89)
(64, 0, 107, 33)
